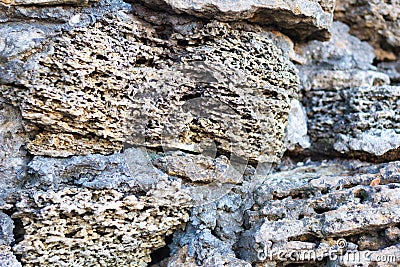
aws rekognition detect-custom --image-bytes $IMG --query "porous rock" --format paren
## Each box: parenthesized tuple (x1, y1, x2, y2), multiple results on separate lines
(152, 151, 244, 184)
(158, 245, 251, 267)
(0, 212, 14, 246)
(0, 246, 21, 267)
(135, 0, 335, 41)
(296, 22, 400, 161)
(1, 11, 299, 163)
(305, 85, 400, 161)
(0, 0, 98, 6)
(0, 0, 130, 24)
(335, 0, 400, 61)
(11, 148, 192, 267)
(0, 101, 28, 189)
(237, 160, 400, 265)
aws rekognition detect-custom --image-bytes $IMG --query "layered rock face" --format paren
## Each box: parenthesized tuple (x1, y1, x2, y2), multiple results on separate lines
(297, 22, 400, 161)
(238, 160, 400, 266)
(1, 8, 299, 163)
(0, 0, 400, 267)
(12, 149, 191, 266)
(135, 0, 335, 41)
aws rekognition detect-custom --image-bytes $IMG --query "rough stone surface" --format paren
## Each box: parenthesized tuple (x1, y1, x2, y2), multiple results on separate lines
(335, 0, 400, 61)
(0, 212, 13, 246)
(0, 246, 21, 267)
(237, 160, 400, 266)
(1, 10, 299, 163)
(135, 0, 335, 41)
(378, 61, 400, 85)
(0, 0, 400, 267)
(0, 101, 28, 189)
(296, 22, 400, 161)
(305, 85, 400, 160)
(296, 22, 376, 72)
(284, 99, 310, 151)
(152, 151, 244, 184)
(11, 148, 191, 267)
(0, 0, 98, 6)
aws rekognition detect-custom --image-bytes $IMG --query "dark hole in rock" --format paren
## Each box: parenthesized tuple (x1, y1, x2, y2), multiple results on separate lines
(2, 210, 25, 247)
(95, 54, 108, 60)
(313, 207, 332, 214)
(353, 188, 370, 204)
(148, 234, 173, 266)
(177, 39, 189, 46)
(288, 233, 320, 243)
(154, 25, 173, 40)
(10, 217, 25, 262)
(372, 58, 380, 67)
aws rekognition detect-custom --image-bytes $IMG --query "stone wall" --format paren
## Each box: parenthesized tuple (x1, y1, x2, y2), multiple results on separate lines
(0, 0, 399, 266)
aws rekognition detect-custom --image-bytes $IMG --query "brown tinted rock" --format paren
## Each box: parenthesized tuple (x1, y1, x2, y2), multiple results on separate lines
(335, 0, 400, 61)
(385, 227, 400, 242)
(2, 12, 299, 163)
(135, 0, 335, 41)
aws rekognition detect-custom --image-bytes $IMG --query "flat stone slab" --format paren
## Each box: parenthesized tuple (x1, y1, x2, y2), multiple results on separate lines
(136, 0, 335, 41)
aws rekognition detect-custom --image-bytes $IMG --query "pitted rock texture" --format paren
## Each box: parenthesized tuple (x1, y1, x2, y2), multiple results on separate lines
(152, 151, 244, 184)
(0, 212, 14, 246)
(156, 245, 251, 267)
(1, 12, 299, 163)
(13, 185, 190, 267)
(237, 160, 400, 266)
(135, 0, 335, 41)
(0, 101, 28, 189)
(296, 22, 399, 161)
(0, 0, 98, 5)
(0, 246, 21, 267)
(335, 0, 400, 61)
(11, 149, 191, 267)
(0, 0, 130, 24)
(305, 85, 400, 161)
